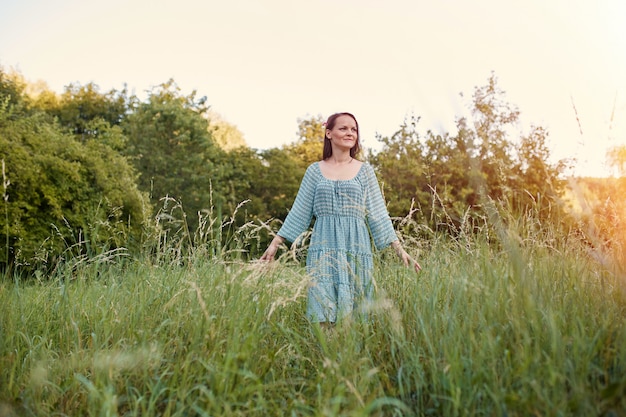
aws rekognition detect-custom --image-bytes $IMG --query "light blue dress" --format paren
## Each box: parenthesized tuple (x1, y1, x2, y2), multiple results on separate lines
(278, 162, 398, 323)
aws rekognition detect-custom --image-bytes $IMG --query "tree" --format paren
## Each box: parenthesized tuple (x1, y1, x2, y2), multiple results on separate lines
(283, 114, 326, 169)
(369, 114, 429, 218)
(122, 80, 228, 233)
(206, 110, 247, 151)
(40, 82, 130, 140)
(447, 74, 567, 211)
(217, 146, 303, 223)
(255, 147, 304, 220)
(466, 73, 519, 202)
(421, 127, 479, 228)
(513, 125, 567, 218)
(0, 71, 149, 270)
(370, 74, 567, 235)
(0, 69, 31, 109)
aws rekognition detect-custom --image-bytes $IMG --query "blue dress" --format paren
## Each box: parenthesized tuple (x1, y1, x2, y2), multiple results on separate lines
(278, 162, 398, 322)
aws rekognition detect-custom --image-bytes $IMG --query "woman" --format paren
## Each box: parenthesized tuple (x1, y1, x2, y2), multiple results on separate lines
(261, 112, 421, 325)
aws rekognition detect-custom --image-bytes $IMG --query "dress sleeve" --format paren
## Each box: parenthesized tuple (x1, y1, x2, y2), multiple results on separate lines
(277, 164, 317, 243)
(364, 164, 398, 250)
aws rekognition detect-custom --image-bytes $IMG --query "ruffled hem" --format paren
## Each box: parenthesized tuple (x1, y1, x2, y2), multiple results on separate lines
(305, 248, 374, 323)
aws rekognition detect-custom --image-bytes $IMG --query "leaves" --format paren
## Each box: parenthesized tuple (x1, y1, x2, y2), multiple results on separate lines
(370, 74, 567, 234)
(283, 114, 326, 169)
(0, 68, 574, 268)
(0, 70, 149, 269)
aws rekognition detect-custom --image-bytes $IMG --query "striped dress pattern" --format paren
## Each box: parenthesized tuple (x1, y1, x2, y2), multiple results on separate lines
(278, 162, 398, 323)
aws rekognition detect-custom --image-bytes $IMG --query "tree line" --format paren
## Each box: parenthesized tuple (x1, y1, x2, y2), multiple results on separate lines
(0, 68, 588, 272)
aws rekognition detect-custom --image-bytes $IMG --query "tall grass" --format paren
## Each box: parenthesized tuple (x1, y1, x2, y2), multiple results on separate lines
(1, 198, 625, 416)
(2, 159, 10, 270)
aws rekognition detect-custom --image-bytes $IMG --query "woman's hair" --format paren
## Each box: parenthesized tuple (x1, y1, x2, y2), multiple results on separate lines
(322, 112, 361, 160)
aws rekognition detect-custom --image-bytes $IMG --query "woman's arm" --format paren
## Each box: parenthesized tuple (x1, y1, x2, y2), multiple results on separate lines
(259, 164, 318, 262)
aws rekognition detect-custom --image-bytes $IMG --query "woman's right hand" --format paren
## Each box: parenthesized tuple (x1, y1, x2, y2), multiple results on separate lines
(260, 236, 284, 261)
(260, 246, 277, 262)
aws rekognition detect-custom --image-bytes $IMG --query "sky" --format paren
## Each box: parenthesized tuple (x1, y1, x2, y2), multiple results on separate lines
(1, 0, 625, 177)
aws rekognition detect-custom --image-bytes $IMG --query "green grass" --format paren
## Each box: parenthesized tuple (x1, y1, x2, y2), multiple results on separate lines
(1, 230, 625, 416)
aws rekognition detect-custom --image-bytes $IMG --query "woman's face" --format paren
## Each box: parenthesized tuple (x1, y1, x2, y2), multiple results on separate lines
(326, 115, 358, 152)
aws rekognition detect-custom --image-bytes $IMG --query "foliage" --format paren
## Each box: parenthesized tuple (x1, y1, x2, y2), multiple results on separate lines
(255, 148, 305, 220)
(143, 146, 306, 261)
(512, 125, 568, 222)
(1, 209, 624, 416)
(0, 75, 150, 271)
(2, 66, 625, 415)
(422, 129, 481, 229)
(369, 114, 430, 220)
(38, 82, 131, 142)
(121, 80, 228, 233)
(0, 68, 586, 270)
(466, 73, 518, 201)
(218, 147, 304, 221)
(206, 110, 247, 151)
(372, 74, 568, 236)
(566, 176, 626, 278)
(0, 70, 31, 110)
(283, 114, 326, 169)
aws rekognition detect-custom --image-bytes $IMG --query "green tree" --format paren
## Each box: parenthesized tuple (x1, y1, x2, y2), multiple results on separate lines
(41, 82, 130, 141)
(371, 74, 567, 235)
(122, 80, 228, 233)
(369, 114, 429, 218)
(218, 146, 303, 223)
(466, 73, 519, 202)
(0, 69, 31, 109)
(421, 127, 480, 228)
(513, 125, 567, 218)
(0, 72, 149, 270)
(210, 146, 304, 257)
(255, 147, 304, 220)
(283, 114, 326, 168)
(219, 147, 264, 220)
(244, 147, 305, 257)
(207, 110, 247, 151)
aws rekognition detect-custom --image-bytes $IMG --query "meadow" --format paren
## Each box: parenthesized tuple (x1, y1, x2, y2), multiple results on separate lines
(1, 206, 625, 417)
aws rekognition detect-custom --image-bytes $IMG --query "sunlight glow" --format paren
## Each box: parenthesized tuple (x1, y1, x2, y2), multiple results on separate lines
(0, 0, 624, 177)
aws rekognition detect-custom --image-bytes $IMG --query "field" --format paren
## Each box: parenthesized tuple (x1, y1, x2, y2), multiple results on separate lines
(1, 211, 626, 416)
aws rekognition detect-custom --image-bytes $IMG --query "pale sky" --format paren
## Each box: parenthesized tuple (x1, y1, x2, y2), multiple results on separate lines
(1, 0, 625, 177)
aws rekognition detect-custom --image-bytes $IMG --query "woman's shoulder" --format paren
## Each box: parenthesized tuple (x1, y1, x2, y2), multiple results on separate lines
(303, 161, 323, 180)
(306, 161, 321, 173)
(355, 162, 381, 188)
(357, 161, 375, 175)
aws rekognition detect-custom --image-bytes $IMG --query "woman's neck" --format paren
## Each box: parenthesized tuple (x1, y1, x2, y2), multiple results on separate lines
(327, 150, 353, 164)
